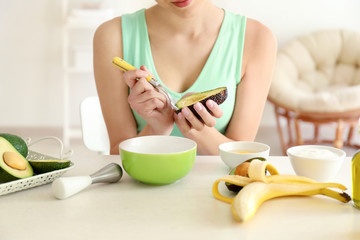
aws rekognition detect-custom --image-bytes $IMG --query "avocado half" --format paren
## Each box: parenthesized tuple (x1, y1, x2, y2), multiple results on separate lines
(0, 137, 33, 183)
(175, 87, 228, 119)
(0, 133, 28, 158)
(29, 159, 71, 174)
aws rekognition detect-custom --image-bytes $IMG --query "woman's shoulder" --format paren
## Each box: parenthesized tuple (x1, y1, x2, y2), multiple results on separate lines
(93, 17, 122, 50)
(245, 18, 276, 46)
(241, 18, 277, 75)
(94, 17, 122, 39)
(243, 18, 277, 60)
(225, 12, 276, 48)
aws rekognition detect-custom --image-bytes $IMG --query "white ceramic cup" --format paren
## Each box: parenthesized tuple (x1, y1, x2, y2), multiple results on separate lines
(219, 141, 270, 169)
(287, 145, 346, 182)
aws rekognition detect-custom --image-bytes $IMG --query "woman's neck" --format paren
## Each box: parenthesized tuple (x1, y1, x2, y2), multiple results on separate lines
(146, 2, 223, 38)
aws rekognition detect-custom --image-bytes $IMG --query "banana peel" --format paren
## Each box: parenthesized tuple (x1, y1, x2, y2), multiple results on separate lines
(213, 160, 351, 222)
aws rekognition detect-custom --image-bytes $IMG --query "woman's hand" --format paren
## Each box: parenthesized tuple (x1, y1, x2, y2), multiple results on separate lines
(174, 99, 223, 135)
(123, 65, 174, 135)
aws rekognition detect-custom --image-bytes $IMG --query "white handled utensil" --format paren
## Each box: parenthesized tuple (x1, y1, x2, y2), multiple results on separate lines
(52, 163, 123, 200)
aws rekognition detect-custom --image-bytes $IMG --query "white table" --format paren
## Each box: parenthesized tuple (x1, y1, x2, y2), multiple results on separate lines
(0, 155, 359, 240)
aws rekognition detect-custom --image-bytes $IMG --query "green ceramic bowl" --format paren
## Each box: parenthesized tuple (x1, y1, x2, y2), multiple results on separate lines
(119, 136, 197, 185)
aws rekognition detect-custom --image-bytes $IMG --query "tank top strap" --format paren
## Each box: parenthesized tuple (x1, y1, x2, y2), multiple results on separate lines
(121, 9, 151, 68)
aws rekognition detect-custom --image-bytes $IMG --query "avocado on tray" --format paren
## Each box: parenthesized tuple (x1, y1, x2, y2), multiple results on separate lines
(29, 159, 71, 174)
(175, 87, 228, 119)
(0, 134, 72, 184)
(0, 137, 33, 183)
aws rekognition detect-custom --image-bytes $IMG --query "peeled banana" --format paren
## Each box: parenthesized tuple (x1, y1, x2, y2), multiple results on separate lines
(213, 160, 351, 222)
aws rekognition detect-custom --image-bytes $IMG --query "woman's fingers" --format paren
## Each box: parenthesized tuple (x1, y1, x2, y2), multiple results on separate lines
(123, 66, 166, 106)
(206, 100, 223, 118)
(140, 65, 154, 78)
(122, 69, 149, 88)
(175, 99, 223, 132)
(129, 77, 155, 97)
(193, 102, 216, 127)
(174, 111, 192, 133)
(178, 106, 205, 131)
(128, 78, 168, 114)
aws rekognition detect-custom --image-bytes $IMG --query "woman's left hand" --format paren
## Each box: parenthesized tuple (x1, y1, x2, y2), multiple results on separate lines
(174, 99, 223, 134)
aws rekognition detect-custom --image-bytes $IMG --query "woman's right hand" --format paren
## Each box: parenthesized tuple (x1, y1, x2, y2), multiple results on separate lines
(123, 65, 175, 135)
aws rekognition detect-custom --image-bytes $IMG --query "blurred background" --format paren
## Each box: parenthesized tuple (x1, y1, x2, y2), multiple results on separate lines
(0, 0, 360, 155)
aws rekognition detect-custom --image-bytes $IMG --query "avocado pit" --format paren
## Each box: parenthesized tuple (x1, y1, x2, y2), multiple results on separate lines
(3, 151, 27, 170)
(225, 158, 266, 193)
(233, 161, 250, 177)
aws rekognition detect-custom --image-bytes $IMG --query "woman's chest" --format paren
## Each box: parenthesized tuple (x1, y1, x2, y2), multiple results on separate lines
(149, 34, 218, 93)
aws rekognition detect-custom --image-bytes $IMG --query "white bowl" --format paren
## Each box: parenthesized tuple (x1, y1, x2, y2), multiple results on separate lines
(219, 141, 270, 169)
(287, 145, 346, 182)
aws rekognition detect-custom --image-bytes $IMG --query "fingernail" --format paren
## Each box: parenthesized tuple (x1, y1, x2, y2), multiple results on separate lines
(182, 107, 190, 116)
(194, 102, 202, 111)
(177, 113, 183, 120)
(207, 100, 214, 108)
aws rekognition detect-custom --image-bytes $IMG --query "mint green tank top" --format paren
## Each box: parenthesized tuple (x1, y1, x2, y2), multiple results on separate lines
(121, 9, 246, 136)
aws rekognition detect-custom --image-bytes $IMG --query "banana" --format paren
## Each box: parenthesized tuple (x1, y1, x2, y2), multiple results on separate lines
(231, 181, 350, 222)
(212, 175, 255, 203)
(213, 160, 351, 222)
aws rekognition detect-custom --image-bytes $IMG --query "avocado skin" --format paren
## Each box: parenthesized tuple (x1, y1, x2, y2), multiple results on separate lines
(225, 182, 244, 193)
(175, 87, 228, 119)
(0, 167, 23, 183)
(0, 133, 28, 158)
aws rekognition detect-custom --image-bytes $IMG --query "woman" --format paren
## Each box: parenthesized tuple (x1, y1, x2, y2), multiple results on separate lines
(93, 0, 277, 155)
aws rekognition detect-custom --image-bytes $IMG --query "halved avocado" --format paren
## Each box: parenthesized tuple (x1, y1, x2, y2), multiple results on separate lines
(0, 133, 28, 158)
(29, 159, 71, 174)
(0, 137, 33, 183)
(175, 87, 228, 119)
(225, 157, 266, 193)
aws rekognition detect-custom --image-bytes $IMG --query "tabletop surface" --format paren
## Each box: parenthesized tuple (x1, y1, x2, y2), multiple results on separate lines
(0, 154, 359, 240)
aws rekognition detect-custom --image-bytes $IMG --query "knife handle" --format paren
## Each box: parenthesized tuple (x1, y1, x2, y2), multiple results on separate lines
(112, 57, 153, 82)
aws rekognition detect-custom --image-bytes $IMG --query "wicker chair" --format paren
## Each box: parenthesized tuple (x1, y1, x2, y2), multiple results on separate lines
(268, 29, 360, 154)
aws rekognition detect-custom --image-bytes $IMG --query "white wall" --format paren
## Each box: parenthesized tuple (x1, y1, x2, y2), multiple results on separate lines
(1, 0, 360, 128)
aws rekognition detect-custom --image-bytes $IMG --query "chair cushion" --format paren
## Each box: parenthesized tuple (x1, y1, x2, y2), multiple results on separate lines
(269, 29, 360, 112)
